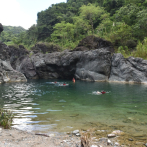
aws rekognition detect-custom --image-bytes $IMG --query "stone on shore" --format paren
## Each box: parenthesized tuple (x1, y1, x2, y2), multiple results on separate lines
(107, 133, 116, 138)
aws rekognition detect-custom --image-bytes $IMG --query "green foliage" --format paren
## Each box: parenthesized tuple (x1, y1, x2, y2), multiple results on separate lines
(132, 38, 147, 59)
(1, 0, 147, 58)
(0, 109, 14, 129)
(100, 23, 134, 48)
(117, 46, 130, 58)
(103, 0, 124, 15)
(79, 4, 106, 33)
(0, 26, 26, 45)
(114, 4, 140, 26)
(133, 9, 147, 40)
(3, 26, 26, 34)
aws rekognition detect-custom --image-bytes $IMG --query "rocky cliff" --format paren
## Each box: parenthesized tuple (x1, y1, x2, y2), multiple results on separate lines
(12, 46, 147, 84)
(0, 43, 27, 84)
(0, 24, 27, 84)
(0, 23, 3, 34)
(1, 28, 147, 84)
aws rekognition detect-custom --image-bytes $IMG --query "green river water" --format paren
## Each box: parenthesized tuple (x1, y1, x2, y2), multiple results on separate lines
(0, 79, 147, 137)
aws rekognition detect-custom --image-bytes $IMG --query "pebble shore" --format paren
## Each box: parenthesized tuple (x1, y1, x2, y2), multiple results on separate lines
(0, 127, 147, 147)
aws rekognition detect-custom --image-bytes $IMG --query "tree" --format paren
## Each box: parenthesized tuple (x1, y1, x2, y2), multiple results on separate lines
(114, 4, 140, 26)
(79, 4, 106, 34)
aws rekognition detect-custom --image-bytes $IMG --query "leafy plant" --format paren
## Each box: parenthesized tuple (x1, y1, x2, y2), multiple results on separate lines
(132, 38, 147, 59)
(0, 109, 14, 129)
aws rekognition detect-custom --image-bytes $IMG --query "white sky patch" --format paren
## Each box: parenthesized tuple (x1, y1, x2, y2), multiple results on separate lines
(0, 0, 35, 29)
(0, 0, 67, 30)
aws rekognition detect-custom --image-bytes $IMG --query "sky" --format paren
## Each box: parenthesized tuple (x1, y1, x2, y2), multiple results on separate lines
(0, 0, 67, 30)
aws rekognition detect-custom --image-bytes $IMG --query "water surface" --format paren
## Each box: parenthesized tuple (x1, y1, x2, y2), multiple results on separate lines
(0, 79, 147, 136)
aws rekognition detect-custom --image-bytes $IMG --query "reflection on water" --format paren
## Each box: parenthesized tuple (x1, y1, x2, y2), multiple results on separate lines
(0, 79, 147, 137)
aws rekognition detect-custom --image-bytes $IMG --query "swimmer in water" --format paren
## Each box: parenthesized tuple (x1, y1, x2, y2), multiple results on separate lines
(97, 91, 101, 94)
(101, 91, 106, 94)
(97, 91, 106, 94)
(72, 78, 75, 83)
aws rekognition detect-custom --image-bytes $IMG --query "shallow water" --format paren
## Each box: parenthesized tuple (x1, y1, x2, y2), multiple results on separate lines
(0, 79, 147, 137)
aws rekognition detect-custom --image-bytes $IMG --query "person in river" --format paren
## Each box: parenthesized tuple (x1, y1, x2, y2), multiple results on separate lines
(101, 91, 106, 94)
(72, 78, 75, 83)
(97, 91, 106, 94)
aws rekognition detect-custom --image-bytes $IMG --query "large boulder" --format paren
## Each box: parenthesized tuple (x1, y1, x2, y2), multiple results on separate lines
(75, 49, 111, 81)
(0, 23, 3, 34)
(0, 42, 10, 60)
(73, 35, 114, 53)
(0, 59, 27, 84)
(109, 53, 147, 84)
(31, 43, 62, 54)
(21, 49, 111, 81)
(30, 50, 81, 79)
(15, 56, 38, 79)
(0, 42, 27, 84)
(8, 45, 29, 69)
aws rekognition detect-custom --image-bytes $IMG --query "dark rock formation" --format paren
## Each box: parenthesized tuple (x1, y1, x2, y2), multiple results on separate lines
(8, 45, 29, 69)
(0, 59, 27, 84)
(15, 56, 38, 79)
(75, 49, 111, 81)
(0, 37, 27, 83)
(73, 35, 114, 53)
(11, 42, 147, 84)
(0, 43, 10, 60)
(17, 49, 111, 81)
(31, 43, 61, 54)
(1, 29, 147, 84)
(0, 23, 3, 34)
(109, 53, 147, 83)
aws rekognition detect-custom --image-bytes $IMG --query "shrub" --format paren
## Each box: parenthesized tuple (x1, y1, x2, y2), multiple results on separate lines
(0, 109, 14, 129)
(132, 38, 147, 59)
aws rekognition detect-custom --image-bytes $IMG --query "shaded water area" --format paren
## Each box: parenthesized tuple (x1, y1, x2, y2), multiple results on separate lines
(0, 79, 147, 142)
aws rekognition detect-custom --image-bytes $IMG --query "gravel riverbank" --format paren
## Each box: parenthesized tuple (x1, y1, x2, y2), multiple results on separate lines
(0, 127, 147, 147)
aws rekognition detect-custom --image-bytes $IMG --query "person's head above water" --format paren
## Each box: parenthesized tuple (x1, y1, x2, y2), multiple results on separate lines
(101, 91, 106, 94)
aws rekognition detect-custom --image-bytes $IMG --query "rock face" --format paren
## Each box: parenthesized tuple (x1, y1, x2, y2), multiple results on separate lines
(109, 53, 147, 83)
(0, 41, 27, 84)
(1, 27, 147, 84)
(75, 49, 111, 81)
(19, 49, 111, 81)
(73, 35, 114, 53)
(8, 45, 29, 69)
(0, 23, 3, 34)
(0, 59, 27, 84)
(9, 45, 147, 84)
(31, 43, 61, 54)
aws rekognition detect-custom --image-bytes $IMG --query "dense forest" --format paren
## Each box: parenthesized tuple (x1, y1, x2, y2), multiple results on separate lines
(0, 26, 26, 45)
(1, 0, 147, 58)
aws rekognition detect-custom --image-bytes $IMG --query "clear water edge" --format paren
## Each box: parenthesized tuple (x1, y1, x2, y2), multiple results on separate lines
(0, 79, 147, 139)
